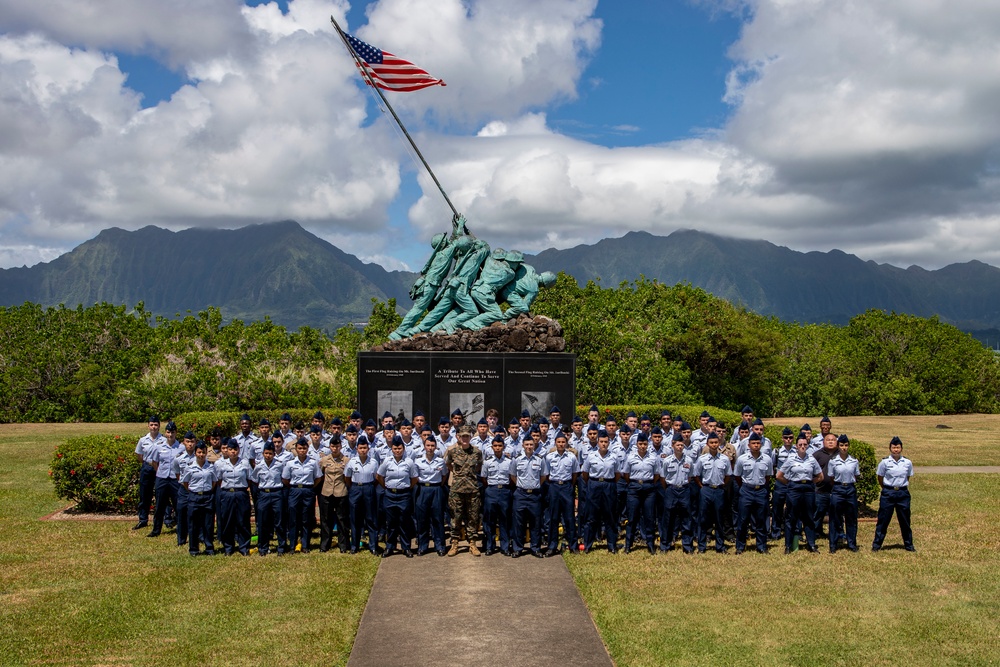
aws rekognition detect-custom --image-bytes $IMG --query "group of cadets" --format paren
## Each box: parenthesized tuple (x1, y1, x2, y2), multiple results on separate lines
(131, 403, 915, 557)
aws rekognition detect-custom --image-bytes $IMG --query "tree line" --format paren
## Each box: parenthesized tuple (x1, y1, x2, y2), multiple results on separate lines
(2, 275, 997, 422)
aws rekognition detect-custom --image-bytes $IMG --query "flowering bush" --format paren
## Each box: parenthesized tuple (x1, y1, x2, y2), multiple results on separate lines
(50, 435, 141, 511)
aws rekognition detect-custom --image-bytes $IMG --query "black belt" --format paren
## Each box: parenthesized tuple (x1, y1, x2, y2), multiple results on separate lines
(834, 482, 855, 486)
(551, 480, 571, 485)
(352, 481, 373, 486)
(488, 484, 511, 489)
(794, 480, 812, 484)
(222, 487, 248, 492)
(669, 483, 689, 488)
(290, 484, 312, 489)
(190, 490, 211, 496)
(386, 487, 410, 494)
(593, 477, 615, 482)
(419, 482, 442, 487)
(886, 485, 907, 491)
(260, 488, 282, 493)
(518, 488, 539, 494)
(630, 479, 653, 485)
(743, 484, 765, 490)
(706, 484, 723, 489)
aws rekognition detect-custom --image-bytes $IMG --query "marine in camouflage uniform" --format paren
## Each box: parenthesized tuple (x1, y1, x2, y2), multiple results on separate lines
(445, 425, 484, 556)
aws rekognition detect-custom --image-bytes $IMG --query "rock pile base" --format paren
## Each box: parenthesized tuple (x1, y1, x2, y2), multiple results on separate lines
(374, 315, 565, 353)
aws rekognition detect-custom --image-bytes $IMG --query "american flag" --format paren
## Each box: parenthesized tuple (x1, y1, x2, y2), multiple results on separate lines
(344, 33, 446, 92)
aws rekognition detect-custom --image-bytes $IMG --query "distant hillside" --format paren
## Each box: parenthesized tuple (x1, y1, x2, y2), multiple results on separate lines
(0, 221, 416, 332)
(528, 230, 1000, 332)
(3, 223, 999, 337)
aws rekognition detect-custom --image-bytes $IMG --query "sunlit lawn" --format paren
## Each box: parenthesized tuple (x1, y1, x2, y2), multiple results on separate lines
(0, 424, 378, 667)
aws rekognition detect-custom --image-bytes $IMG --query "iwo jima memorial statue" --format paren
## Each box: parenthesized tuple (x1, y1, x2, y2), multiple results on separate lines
(329, 18, 575, 421)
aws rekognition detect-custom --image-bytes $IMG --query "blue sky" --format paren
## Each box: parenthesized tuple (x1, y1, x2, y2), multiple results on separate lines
(2, 0, 1000, 271)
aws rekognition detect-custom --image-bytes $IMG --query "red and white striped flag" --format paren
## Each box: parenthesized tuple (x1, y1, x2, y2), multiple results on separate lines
(344, 32, 446, 92)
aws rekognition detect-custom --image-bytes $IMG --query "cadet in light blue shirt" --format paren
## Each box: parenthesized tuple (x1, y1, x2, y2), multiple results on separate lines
(660, 438, 695, 553)
(181, 441, 218, 556)
(133, 416, 165, 529)
(734, 433, 773, 553)
(693, 434, 732, 553)
(283, 439, 323, 553)
(148, 423, 183, 538)
(582, 431, 619, 553)
(345, 440, 379, 554)
(510, 438, 549, 557)
(623, 433, 660, 553)
(377, 440, 418, 557)
(482, 435, 514, 555)
(873, 436, 915, 552)
(413, 438, 448, 555)
(232, 414, 262, 464)
(252, 441, 288, 555)
(545, 434, 580, 555)
(170, 433, 198, 547)
(777, 435, 824, 553)
(827, 434, 860, 552)
(215, 440, 253, 555)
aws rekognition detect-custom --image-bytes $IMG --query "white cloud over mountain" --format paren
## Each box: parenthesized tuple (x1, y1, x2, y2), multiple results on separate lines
(1, 0, 1000, 270)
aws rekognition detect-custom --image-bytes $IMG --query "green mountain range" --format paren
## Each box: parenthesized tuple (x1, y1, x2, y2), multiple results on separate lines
(2, 222, 999, 339)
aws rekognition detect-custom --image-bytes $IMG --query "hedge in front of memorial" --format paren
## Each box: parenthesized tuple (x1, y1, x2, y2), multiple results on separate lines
(50, 434, 141, 511)
(172, 409, 357, 437)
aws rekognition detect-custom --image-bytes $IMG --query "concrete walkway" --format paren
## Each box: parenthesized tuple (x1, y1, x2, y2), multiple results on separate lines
(347, 552, 614, 667)
(914, 466, 1000, 473)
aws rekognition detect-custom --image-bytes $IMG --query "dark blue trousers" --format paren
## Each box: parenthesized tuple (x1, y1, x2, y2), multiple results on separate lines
(383, 488, 414, 552)
(483, 486, 512, 552)
(350, 483, 378, 550)
(662, 484, 693, 552)
(770, 482, 789, 539)
(625, 481, 656, 548)
(219, 488, 251, 555)
(287, 487, 316, 551)
(585, 480, 618, 552)
(698, 485, 726, 552)
(512, 487, 543, 552)
(785, 483, 817, 551)
(187, 491, 215, 555)
(873, 488, 913, 549)
(175, 486, 189, 545)
(736, 485, 769, 552)
(575, 476, 590, 542)
(136, 462, 155, 523)
(830, 484, 859, 551)
(152, 477, 178, 533)
(688, 483, 703, 544)
(814, 491, 833, 537)
(255, 488, 288, 554)
(414, 485, 446, 553)
(547, 481, 576, 551)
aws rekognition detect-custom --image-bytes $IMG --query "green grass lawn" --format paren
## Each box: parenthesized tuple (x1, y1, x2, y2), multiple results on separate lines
(0, 424, 378, 666)
(565, 474, 1000, 666)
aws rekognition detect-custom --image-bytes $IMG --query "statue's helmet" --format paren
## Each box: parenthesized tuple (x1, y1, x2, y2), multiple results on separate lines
(430, 233, 448, 250)
(492, 248, 506, 259)
(453, 235, 474, 252)
(505, 250, 524, 264)
(539, 271, 557, 287)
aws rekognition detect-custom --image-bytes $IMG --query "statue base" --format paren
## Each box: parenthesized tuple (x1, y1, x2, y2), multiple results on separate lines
(375, 315, 566, 353)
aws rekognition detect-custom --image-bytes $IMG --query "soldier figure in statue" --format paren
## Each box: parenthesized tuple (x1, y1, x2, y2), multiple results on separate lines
(463, 249, 520, 330)
(388, 216, 471, 341)
(499, 264, 557, 320)
(414, 236, 490, 334)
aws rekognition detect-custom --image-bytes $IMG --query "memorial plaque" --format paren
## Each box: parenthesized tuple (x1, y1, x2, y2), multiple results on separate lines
(358, 352, 575, 422)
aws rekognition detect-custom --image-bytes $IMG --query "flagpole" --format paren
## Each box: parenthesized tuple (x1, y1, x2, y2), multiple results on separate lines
(330, 16, 460, 222)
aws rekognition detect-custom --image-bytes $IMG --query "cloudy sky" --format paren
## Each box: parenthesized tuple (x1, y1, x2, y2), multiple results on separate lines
(2, 0, 999, 271)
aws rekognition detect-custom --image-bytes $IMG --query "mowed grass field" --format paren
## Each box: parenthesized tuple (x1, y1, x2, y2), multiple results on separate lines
(0, 424, 378, 667)
(764, 413, 1000, 466)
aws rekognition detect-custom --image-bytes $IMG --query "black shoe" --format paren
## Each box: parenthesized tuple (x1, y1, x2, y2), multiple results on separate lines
(189, 552, 200, 557)
(417, 548, 430, 556)
(784, 548, 792, 554)
(531, 550, 544, 558)
(716, 547, 728, 554)
(757, 548, 768, 554)
(735, 547, 745, 554)
(511, 549, 521, 559)
(623, 545, 632, 554)
(683, 548, 694, 554)
(300, 549, 310, 555)
(146, 531, 160, 538)
(319, 548, 329, 553)
(259, 550, 268, 557)
(350, 548, 359, 554)
(544, 548, 557, 558)
(132, 521, 148, 530)
(437, 550, 447, 557)
(648, 545, 657, 555)
(806, 545, 818, 553)
(608, 548, 618, 555)
(848, 546, 859, 552)
(403, 549, 414, 558)
(205, 550, 216, 556)
(905, 545, 916, 552)
(584, 545, 594, 554)
(484, 548, 496, 556)
(871, 546, 881, 552)
(829, 548, 837, 554)
(381, 549, 394, 559)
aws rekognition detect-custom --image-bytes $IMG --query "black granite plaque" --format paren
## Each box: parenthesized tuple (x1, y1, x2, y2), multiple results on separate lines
(358, 352, 575, 423)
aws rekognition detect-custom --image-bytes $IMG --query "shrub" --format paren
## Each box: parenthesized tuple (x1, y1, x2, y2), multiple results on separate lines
(575, 404, 742, 428)
(51, 435, 141, 512)
(172, 409, 357, 437)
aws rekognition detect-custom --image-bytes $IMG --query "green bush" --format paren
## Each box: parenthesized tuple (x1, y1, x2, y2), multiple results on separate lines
(850, 438, 880, 507)
(51, 435, 141, 512)
(172, 409, 357, 437)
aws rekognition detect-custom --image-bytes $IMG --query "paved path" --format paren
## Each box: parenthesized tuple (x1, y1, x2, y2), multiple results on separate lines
(347, 551, 614, 667)
(914, 466, 1000, 474)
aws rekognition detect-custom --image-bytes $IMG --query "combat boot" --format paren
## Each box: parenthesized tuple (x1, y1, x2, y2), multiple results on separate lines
(469, 542, 481, 557)
(447, 542, 459, 557)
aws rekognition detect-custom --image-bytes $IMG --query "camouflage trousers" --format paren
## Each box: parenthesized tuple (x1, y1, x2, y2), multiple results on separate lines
(449, 491, 482, 544)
